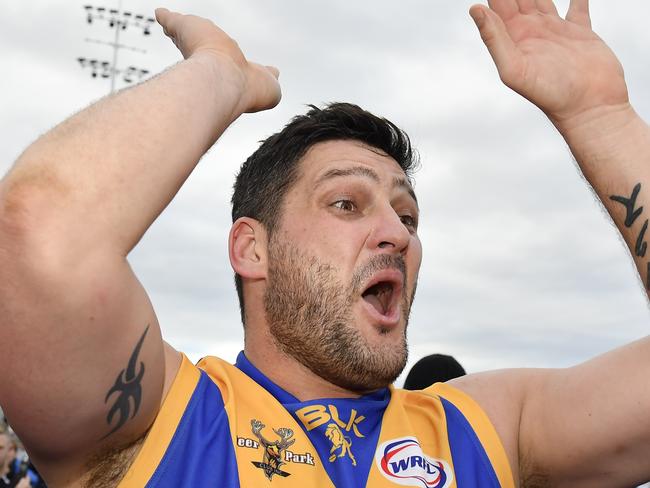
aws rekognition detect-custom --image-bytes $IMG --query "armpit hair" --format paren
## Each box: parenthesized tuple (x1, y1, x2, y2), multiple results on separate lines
(83, 434, 145, 488)
(521, 472, 551, 488)
(520, 451, 551, 488)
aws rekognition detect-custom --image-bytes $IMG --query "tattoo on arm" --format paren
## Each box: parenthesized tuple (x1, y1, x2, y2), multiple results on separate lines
(610, 182, 643, 227)
(102, 325, 149, 439)
(635, 219, 648, 258)
(610, 183, 650, 289)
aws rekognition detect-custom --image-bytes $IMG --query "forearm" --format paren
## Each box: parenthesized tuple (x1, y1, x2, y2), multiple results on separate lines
(1, 51, 244, 256)
(557, 104, 650, 293)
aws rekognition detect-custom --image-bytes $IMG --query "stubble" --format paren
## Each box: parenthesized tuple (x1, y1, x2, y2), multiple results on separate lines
(264, 239, 412, 392)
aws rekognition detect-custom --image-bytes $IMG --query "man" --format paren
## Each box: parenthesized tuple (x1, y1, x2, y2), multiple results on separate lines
(0, 432, 31, 488)
(0, 0, 649, 486)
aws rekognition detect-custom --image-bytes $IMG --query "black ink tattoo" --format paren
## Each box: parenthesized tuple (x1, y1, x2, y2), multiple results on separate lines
(636, 220, 649, 258)
(610, 183, 643, 228)
(102, 325, 149, 439)
(610, 183, 650, 290)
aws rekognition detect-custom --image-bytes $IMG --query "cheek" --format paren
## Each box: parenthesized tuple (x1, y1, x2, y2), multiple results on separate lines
(302, 231, 361, 281)
(294, 219, 361, 251)
(408, 238, 423, 274)
(410, 235, 423, 259)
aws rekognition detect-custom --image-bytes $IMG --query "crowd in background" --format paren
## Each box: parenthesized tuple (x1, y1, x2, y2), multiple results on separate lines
(0, 415, 45, 488)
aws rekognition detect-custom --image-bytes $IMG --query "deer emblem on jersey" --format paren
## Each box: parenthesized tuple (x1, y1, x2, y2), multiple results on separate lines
(250, 419, 296, 480)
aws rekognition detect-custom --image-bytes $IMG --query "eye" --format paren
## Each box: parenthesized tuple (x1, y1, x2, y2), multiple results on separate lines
(332, 199, 357, 212)
(400, 214, 418, 231)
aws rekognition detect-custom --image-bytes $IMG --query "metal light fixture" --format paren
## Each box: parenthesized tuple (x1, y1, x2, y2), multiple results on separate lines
(77, 2, 153, 93)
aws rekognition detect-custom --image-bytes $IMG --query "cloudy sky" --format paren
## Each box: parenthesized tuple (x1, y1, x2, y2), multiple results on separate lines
(2, 1, 649, 385)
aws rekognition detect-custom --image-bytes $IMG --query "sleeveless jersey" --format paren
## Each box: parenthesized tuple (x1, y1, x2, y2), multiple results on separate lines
(117, 352, 514, 487)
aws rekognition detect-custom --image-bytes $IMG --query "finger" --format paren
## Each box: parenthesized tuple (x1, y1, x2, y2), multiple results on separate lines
(247, 65, 282, 112)
(566, 0, 591, 28)
(486, 0, 519, 21)
(516, 0, 538, 14)
(470, 5, 523, 87)
(535, 0, 559, 15)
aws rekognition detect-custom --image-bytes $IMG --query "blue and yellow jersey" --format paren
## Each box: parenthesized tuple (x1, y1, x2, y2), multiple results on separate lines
(118, 353, 514, 487)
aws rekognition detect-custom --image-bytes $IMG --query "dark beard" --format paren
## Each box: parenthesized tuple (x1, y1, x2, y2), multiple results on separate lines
(263, 239, 412, 392)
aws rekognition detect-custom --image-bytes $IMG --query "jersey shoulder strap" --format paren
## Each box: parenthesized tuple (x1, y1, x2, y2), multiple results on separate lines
(431, 382, 515, 488)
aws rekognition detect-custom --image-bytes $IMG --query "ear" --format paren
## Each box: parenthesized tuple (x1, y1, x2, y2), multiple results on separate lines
(228, 217, 268, 280)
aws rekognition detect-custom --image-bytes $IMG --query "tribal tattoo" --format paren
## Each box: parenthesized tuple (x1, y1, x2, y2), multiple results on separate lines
(102, 325, 149, 439)
(610, 183, 650, 289)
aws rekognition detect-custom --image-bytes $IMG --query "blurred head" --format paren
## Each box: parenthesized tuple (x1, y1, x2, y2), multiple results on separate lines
(403, 354, 467, 390)
(0, 432, 13, 472)
(230, 103, 422, 390)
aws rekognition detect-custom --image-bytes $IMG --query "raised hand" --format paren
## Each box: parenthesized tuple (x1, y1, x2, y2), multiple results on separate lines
(470, 0, 629, 130)
(155, 8, 281, 114)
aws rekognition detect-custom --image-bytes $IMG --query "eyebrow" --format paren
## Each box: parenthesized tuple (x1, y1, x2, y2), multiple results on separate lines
(314, 166, 418, 206)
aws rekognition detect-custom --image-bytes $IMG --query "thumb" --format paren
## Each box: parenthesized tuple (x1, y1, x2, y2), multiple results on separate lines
(469, 5, 522, 86)
(154, 7, 170, 27)
(155, 7, 180, 38)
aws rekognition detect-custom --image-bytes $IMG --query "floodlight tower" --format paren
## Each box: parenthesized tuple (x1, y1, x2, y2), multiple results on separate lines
(77, 2, 154, 93)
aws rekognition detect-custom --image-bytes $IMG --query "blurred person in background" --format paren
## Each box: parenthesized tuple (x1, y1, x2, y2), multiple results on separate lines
(0, 431, 31, 488)
(7, 438, 42, 488)
(403, 354, 466, 390)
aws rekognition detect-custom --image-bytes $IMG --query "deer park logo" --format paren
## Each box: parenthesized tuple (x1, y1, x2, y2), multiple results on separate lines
(250, 419, 296, 480)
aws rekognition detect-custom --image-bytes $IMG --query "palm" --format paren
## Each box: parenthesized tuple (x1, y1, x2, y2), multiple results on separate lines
(473, 0, 628, 125)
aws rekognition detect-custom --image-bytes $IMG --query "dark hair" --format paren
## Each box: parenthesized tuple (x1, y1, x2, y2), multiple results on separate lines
(403, 354, 466, 390)
(231, 102, 419, 324)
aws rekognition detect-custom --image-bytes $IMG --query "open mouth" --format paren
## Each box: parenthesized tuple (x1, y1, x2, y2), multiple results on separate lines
(362, 282, 394, 315)
(360, 271, 403, 319)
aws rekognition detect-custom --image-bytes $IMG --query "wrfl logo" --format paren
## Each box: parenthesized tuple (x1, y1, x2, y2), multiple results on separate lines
(375, 437, 453, 488)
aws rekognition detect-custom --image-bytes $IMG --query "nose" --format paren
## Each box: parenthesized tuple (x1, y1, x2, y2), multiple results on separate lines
(366, 204, 411, 254)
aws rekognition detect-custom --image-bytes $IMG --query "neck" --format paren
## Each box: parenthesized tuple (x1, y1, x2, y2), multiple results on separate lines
(244, 328, 366, 401)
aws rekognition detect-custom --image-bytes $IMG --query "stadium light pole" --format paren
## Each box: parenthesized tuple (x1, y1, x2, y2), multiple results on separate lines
(109, 0, 122, 93)
(77, 2, 154, 93)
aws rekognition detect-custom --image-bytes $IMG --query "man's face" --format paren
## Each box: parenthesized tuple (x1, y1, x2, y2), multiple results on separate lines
(264, 140, 422, 392)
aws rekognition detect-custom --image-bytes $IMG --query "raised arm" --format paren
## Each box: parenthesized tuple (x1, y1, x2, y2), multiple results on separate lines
(0, 10, 279, 484)
(458, 1, 650, 486)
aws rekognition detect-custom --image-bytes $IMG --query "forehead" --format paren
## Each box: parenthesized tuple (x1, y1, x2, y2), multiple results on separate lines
(296, 140, 410, 185)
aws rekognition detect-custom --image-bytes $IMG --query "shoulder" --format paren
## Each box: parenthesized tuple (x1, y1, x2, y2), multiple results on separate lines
(448, 368, 553, 487)
(386, 384, 517, 488)
(106, 352, 245, 487)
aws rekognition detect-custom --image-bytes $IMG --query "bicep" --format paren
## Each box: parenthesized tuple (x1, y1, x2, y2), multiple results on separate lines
(0, 253, 166, 473)
(520, 337, 650, 487)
